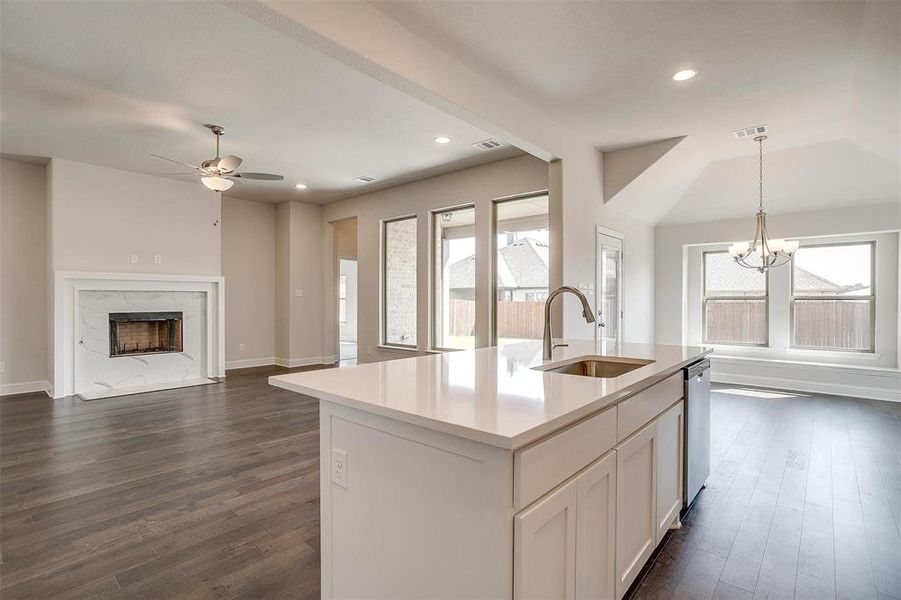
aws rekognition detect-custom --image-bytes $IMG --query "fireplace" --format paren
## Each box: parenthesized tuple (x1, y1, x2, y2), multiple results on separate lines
(109, 312, 183, 357)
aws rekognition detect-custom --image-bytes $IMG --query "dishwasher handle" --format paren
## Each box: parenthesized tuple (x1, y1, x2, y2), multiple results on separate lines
(684, 359, 710, 380)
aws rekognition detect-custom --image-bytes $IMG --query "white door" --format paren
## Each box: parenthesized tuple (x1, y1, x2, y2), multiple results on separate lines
(655, 401, 684, 544)
(596, 230, 624, 344)
(515, 478, 578, 600)
(576, 452, 617, 600)
(615, 422, 657, 599)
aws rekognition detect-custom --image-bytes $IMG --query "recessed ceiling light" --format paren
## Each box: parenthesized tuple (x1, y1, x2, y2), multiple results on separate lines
(294, 183, 308, 189)
(354, 176, 376, 183)
(672, 68, 697, 82)
(434, 136, 451, 144)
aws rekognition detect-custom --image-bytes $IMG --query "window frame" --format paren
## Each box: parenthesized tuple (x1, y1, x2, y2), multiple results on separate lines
(491, 191, 550, 346)
(789, 240, 876, 353)
(381, 214, 418, 348)
(701, 249, 770, 347)
(430, 204, 476, 352)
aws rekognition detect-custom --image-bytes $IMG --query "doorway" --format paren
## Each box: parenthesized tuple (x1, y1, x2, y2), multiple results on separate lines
(596, 227, 624, 344)
(338, 258, 358, 362)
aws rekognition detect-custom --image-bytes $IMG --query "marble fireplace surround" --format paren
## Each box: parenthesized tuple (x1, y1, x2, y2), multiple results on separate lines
(53, 272, 225, 399)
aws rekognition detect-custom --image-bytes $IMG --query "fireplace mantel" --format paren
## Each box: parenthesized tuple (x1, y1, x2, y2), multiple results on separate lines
(52, 271, 225, 399)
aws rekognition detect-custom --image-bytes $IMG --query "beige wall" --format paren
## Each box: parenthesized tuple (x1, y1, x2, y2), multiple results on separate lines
(290, 201, 324, 362)
(275, 200, 325, 365)
(321, 154, 549, 363)
(333, 217, 358, 259)
(48, 159, 221, 275)
(222, 196, 276, 368)
(0, 159, 48, 392)
(554, 146, 657, 346)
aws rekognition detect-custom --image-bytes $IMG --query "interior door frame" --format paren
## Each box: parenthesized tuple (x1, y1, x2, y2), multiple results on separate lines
(596, 226, 625, 344)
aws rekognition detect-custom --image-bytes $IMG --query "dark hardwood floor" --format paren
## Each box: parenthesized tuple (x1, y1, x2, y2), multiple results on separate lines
(2, 369, 899, 599)
(630, 385, 901, 600)
(1, 366, 325, 599)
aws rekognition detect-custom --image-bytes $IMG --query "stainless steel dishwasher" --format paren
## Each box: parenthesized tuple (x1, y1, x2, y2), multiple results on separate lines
(683, 359, 710, 513)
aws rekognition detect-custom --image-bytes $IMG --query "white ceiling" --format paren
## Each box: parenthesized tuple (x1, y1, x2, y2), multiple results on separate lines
(0, 1, 521, 205)
(377, 1, 900, 223)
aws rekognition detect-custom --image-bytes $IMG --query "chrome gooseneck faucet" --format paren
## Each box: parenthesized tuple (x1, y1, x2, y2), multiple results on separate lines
(542, 286, 596, 360)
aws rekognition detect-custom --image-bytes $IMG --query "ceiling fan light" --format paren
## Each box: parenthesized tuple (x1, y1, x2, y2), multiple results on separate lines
(202, 176, 233, 192)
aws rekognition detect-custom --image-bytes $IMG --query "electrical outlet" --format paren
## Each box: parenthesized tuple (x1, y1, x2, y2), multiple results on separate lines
(154, 254, 162, 265)
(239, 343, 245, 352)
(130, 254, 139, 264)
(366, 345, 372, 355)
(295, 289, 303, 297)
(332, 448, 348, 488)
(0, 361, 5, 374)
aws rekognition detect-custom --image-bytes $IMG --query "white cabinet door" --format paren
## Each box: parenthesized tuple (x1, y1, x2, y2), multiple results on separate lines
(655, 401, 683, 544)
(615, 421, 657, 599)
(576, 451, 617, 600)
(515, 478, 578, 600)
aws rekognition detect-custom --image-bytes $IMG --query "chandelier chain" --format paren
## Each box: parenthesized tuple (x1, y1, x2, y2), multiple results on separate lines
(758, 136, 764, 212)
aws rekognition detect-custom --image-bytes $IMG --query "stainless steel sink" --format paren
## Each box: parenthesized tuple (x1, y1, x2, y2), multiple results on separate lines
(534, 356, 655, 378)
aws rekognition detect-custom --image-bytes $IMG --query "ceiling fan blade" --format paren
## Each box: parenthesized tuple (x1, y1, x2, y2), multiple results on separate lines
(150, 153, 201, 171)
(217, 155, 242, 173)
(232, 172, 284, 181)
(161, 172, 200, 176)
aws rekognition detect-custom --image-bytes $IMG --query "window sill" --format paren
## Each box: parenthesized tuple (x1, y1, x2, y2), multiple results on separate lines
(711, 353, 900, 375)
(784, 347, 880, 360)
(377, 344, 418, 353)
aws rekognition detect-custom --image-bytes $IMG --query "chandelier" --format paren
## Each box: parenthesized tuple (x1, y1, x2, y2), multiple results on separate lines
(728, 135, 798, 272)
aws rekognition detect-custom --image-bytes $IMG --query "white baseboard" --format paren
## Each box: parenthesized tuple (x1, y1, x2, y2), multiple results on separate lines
(1, 380, 52, 397)
(225, 357, 277, 370)
(274, 356, 337, 368)
(710, 356, 900, 403)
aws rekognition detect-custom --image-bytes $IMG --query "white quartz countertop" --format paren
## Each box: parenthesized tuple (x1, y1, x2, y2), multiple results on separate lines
(268, 341, 710, 450)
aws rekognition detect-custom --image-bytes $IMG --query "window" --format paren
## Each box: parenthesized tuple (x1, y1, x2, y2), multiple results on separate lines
(703, 251, 768, 345)
(494, 194, 549, 346)
(432, 206, 476, 350)
(338, 274, 347, 323)
(791, 242, 874, 352)
(382, 216, 417, 346)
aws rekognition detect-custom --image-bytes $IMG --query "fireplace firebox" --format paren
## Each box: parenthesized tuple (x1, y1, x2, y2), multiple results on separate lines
(109, 312, 183, 357)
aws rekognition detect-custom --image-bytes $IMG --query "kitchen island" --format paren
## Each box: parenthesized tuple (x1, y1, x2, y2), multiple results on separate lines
(270, 341, 710, 600)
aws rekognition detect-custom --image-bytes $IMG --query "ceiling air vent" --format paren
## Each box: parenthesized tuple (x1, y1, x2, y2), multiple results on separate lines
(733, 124, 768, 139)
(353, 176, 376, 183)
(472, 138, 504, 151)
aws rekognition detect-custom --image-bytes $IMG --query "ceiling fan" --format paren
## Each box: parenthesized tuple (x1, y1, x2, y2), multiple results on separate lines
(151, 124, 284, 192)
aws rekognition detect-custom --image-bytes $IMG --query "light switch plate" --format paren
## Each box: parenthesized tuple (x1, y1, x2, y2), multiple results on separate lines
(332, 448, 348, 488)
(154, 254, 162, 264)
(130, 254, 139, 264)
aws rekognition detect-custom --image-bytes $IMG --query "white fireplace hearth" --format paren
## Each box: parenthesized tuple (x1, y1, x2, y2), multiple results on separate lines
(53, 272, 225, 399)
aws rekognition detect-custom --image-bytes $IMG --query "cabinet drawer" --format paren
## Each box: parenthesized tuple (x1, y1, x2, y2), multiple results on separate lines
(617, 373, 682, 442)
(514, 406, 617, 510)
